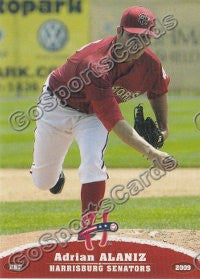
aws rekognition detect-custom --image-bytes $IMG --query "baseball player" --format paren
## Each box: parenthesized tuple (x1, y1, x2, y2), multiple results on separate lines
(31, 6, 175, 238)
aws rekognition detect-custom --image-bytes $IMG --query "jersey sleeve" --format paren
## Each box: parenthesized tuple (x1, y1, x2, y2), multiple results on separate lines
(147, 63, 170, 99)
(86, 76, 124, 131)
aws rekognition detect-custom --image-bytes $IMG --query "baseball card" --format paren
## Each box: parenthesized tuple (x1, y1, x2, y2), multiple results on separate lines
(0, 0, 200, 278)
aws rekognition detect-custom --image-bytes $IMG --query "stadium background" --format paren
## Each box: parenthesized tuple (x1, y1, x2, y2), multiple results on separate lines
(0, 0, 199, 254)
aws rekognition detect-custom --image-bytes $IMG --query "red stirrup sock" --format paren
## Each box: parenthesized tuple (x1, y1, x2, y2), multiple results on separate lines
(81, 181, 106, 215)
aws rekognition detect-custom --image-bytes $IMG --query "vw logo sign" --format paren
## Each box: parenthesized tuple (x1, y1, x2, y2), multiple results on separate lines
(38, 20, 68, 52)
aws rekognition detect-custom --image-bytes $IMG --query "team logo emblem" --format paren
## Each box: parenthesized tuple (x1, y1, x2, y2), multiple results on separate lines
(138, 13, 150, 26)
(38, 20, 68, 52)
(78, 210, 119, 250)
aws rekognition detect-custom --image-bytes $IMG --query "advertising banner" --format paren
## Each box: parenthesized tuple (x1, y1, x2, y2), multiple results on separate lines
(0, 0, 90, 96)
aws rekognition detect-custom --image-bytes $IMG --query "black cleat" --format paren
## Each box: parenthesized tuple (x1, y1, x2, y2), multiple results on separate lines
(49, 171, 65, 194)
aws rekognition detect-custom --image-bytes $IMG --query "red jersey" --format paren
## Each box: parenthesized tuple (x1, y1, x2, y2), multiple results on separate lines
(49, 36, 170, 131)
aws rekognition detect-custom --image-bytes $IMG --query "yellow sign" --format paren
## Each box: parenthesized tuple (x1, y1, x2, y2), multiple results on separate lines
(0, 0, 90, 96)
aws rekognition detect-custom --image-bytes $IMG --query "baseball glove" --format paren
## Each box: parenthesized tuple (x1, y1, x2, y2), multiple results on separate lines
(134, 104, 164, 149)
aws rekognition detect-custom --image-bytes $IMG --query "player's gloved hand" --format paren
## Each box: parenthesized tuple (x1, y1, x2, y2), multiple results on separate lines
(147, 149, 178, 171)
(134, 104, 165, 149)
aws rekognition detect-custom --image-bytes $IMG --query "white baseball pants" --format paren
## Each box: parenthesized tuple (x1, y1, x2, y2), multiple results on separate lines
(31, 77, 109, 190)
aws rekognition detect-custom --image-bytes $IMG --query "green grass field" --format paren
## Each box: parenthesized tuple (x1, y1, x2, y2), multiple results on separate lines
(0, 93, 199, 168)
(0, 196, 200, 235)
(0, 94, 199, 236)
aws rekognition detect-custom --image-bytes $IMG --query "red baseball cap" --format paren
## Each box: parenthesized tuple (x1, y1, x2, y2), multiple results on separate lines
(120, 6, 157, 38)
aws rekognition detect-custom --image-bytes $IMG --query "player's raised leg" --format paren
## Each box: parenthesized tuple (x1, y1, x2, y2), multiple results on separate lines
(31, 119, 73, 192)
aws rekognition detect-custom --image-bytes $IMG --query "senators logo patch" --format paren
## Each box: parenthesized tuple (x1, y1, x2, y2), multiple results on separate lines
(138, 14, 150, 26)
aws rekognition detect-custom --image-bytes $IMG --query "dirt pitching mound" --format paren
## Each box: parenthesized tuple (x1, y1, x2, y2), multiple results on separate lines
(0, 168, 200, 201)
(0, 229, 200, 254)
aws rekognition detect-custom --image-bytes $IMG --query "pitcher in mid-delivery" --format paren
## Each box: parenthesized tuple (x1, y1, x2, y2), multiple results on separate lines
(31, 6, 176, 229)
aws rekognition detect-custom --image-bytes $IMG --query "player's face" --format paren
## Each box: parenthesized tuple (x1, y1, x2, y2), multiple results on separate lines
(117, 28, 151, 62)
